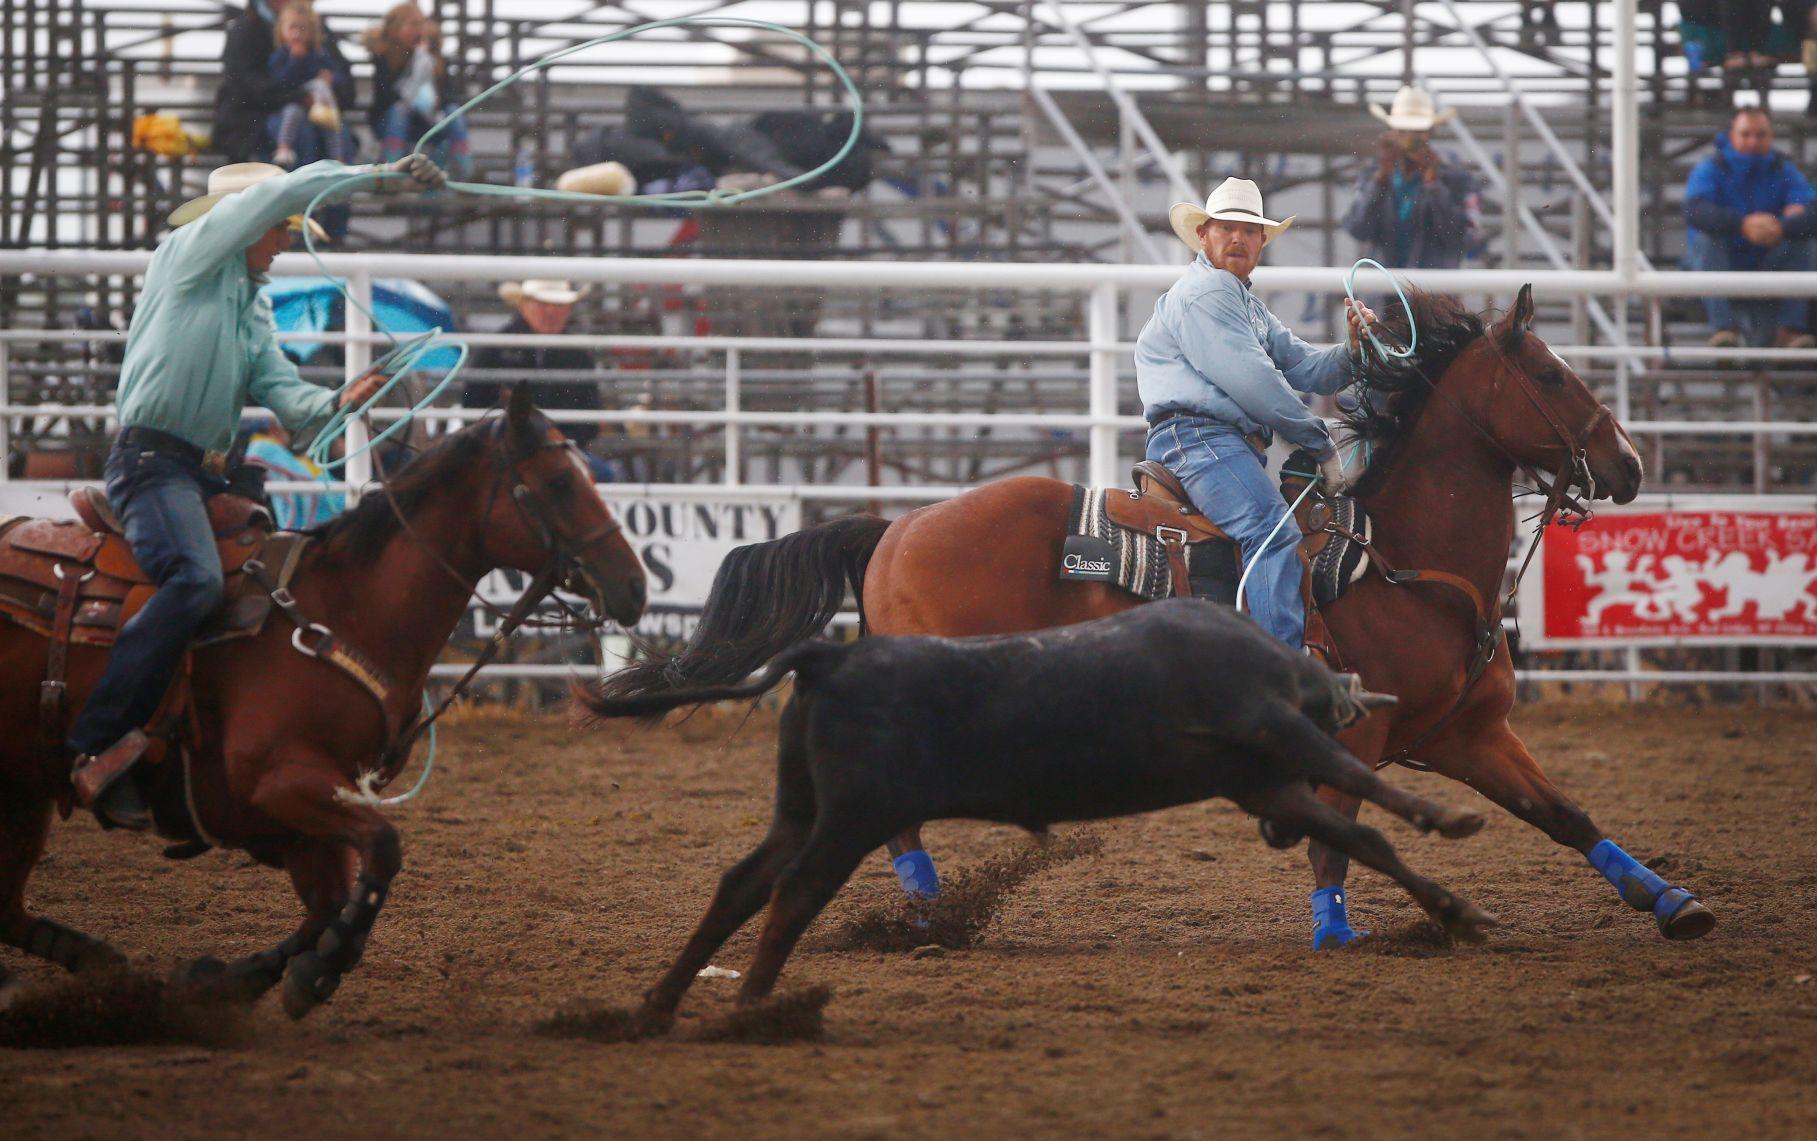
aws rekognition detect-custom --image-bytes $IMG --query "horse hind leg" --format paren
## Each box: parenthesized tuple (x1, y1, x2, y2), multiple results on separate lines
(0, 793, 127, 974)
(1239, 781, 1497, 945)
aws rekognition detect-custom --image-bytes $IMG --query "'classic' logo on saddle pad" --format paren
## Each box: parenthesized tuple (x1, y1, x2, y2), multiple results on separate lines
(1060, 535, 1117, 581)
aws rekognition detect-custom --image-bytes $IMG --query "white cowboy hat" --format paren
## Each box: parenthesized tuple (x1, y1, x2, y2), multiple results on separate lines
(1167, 177, 1295, 252)
(498, 279, 591, 307)
(1368, 85, 1456, 132)
(168, 162, 328, 241)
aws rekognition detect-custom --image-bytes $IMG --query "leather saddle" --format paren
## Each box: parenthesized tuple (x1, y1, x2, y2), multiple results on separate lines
(0, 490, 307, 761)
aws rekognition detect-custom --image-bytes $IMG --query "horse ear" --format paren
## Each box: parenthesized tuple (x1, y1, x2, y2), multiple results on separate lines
(1510, 283, 1535, 329)
(506, 382, 536, 424)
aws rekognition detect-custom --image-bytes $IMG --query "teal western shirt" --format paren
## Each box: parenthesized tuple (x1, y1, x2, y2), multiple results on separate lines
(114, 160, 368, 453)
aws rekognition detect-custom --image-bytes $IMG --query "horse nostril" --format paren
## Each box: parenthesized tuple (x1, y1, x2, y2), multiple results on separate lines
(628, 576, 647, 606)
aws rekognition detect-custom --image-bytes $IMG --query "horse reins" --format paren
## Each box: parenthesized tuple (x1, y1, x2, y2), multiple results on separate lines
(1345, 326, 1609, 769)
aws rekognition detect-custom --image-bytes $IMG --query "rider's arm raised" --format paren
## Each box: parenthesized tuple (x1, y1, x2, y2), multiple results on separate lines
(1180, 284, 1336, 458)
(170, 160, 368, 284)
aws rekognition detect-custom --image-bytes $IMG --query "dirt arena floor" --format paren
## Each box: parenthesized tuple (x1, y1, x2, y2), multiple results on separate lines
(2, 702, 1814, 1138)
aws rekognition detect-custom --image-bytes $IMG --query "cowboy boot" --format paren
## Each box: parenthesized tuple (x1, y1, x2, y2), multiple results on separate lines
(71, 729, 152, 831)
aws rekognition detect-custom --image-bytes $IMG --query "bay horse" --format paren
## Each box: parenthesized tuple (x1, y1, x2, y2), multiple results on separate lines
(600, 285, 1716, 947)
(0, 386, 646, 1017)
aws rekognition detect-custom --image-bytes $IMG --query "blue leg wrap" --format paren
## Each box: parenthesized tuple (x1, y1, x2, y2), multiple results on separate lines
(1587, 839, 1672, 913)
(892, 850, 941, 900)
(1310, 886, 1368, 950)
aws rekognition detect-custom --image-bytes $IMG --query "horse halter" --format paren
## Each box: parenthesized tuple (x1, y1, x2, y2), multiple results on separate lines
(499, 433, 625, 607)
(1480, 334, 1614, 525)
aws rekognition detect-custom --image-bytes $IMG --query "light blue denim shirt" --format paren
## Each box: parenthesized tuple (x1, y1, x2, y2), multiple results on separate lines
(114, 161, 370, 454)
(1135, 254, 1353, 458)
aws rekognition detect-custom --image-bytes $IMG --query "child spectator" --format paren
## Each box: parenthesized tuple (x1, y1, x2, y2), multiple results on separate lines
(364, 2, 473, 179)
(267, 0, 346, 168)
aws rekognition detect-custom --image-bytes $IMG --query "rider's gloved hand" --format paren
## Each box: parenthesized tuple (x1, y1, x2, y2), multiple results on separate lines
(1318, 449, 1352, 495)
(376, 154, 446, 193)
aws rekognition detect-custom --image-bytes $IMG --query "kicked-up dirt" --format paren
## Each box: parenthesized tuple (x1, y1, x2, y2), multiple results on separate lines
(1, 703, 1813, 1138)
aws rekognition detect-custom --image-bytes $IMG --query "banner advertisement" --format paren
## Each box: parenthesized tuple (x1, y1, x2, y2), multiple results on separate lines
(1518, 506, 1817, 647)
(472, 492, 802, 641)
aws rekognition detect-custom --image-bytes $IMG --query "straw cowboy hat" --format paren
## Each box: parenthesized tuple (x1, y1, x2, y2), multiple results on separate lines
(1167, 177, 1295, 253)
(554, 160, 638, 197)
(498, 279, 591, 307)
(1368, 84, 1456, 132)
(168, 162, 328, 241)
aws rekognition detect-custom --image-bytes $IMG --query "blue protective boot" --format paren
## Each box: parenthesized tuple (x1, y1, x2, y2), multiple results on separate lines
(1586, 839, 1716, 939)
(892, 849, 941, 900)
(1310, 886, 1368, 950)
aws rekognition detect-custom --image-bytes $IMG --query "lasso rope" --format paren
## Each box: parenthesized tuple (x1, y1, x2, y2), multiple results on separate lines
(300, 16, 865, 469)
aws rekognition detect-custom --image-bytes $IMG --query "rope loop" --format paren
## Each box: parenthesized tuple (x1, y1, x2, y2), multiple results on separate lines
(1344, 257, 1418, 361)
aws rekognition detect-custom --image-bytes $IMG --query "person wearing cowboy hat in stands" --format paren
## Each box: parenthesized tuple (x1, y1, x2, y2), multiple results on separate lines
(462, 280, 616, 481)
(66, 154, 447, 831)
(1341, 84, 1482, 271)
(1137, 177, 1375, 654)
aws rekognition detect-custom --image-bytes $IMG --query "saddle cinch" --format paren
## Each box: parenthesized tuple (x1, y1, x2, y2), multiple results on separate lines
(0, 488, 308, 757)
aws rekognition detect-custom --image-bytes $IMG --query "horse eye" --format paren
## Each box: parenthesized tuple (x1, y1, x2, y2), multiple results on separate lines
(1539, 368, 1565, 387)
(547, 472, 575, 496)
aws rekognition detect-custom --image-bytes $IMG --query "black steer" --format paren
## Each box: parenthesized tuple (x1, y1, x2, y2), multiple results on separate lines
(579, 598, 1495, 1028)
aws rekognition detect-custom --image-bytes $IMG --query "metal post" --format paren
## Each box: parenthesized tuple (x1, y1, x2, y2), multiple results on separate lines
(724, 347, 740, 487)
(0, 339, 9, 482)
(1613, 0, 1639, 285)
(344, 270, 373, 499)
(1088, 282, 1120, 488)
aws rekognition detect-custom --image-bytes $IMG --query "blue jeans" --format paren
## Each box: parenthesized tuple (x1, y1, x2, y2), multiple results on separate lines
(1146, 415, 1304, 649)
(67, 441, 228, 755)
(261, 117, 355, 241)
(1683, 229, 1817, 342)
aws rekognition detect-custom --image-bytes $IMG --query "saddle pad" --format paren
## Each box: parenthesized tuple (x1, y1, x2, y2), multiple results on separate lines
(1061, 486, 1236, 602)
(1309, 496, 1372, 609)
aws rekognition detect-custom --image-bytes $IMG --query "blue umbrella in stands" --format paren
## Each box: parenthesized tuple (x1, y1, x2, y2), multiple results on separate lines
(261, 277, 461, 372)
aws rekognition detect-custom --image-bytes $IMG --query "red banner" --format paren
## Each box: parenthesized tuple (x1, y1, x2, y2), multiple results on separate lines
(1519, 507, 1817, 646)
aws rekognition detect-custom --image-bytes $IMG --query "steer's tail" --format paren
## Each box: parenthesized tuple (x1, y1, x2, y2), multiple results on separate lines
(575, 641, 845, 722)
(593, 513, 890, 703)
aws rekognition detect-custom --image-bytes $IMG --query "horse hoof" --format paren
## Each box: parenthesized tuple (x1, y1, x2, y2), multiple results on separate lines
(1433, 807, 1486, 840)
(1259, 817, 1304, 849)
(1313, 925, 1369, 951)
(172, 956, 227, 985)
(71, 941, 130, 973)
(1447, 904, 1499, 945)
(281, 952, 340, 1021)
(1656, 893, 1716, 941)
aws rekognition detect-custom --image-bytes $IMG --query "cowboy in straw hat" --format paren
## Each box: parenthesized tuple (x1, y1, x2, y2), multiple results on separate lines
(462, 280, 617, 481)
(67, 154, 446, 829)
(1137, 176, 1375, 654)
(1342, 84, 1482, 270)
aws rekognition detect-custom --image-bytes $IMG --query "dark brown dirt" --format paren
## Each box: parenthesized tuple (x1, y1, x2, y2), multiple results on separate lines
(2, 704, 1813, 1138)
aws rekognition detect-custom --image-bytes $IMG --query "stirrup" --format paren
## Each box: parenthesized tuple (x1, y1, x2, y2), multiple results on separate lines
(71, 730, 152, 830)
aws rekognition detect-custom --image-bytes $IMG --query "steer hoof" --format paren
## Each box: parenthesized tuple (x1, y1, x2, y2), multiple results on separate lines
(1433, 807, 1486, 840)
(1444, 903, 1499, 945)
(1258, 817, 1304, 849)
(281, 952, 340, 1021)
(1656, 892, 1716, 941)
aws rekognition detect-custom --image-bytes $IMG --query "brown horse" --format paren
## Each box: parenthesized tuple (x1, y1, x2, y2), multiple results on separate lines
(600, 286, 1716, 947)
(0, 386, 646, 1016)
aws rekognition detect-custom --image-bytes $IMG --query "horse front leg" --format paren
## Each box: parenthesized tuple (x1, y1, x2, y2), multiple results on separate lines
(242, 759, 404, 1019)
(1424, 721, 1715, 940)
(180, 843, 355, 1002)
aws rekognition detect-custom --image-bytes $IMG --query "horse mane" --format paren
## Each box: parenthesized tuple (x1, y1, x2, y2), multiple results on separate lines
(307, 418, 503, 565)
(1343, 287, 1501, 498)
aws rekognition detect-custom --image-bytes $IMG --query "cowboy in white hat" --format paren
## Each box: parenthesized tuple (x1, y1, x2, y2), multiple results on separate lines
(1342, 84, 1481, 270)
(461, 280, 616, 480)
(67, 154, 446, 829)
(1136, 177, 1374, 655)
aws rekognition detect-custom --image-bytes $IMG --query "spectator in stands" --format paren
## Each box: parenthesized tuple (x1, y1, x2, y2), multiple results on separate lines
(462, 280, 616, 480)
(1341, 85, 1481, 270)
(267, 0, 347, 169)
(1683, 106, 1817, 348)
(214, 1, 358, 239)
(1718, 1, 1779, 72)
(235, 415, 346, 529)
(363, 2, 473, 180)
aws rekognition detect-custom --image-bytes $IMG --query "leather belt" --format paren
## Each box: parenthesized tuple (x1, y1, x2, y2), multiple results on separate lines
(118, 426, 228, 477)
(1147, 412, 1269, 455)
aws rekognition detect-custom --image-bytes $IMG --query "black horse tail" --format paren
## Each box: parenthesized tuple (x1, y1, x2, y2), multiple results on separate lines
(593, 513, 890, 703)
(575, 641, 846, 722)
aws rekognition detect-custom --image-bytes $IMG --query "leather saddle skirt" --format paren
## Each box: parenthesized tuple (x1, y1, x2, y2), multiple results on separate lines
(0, 489, 291, 647)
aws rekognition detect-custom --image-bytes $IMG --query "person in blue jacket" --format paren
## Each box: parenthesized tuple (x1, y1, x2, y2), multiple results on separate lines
(1137, 177, 1373, 652)
(1684, 107, 1817, 349)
